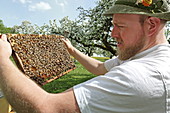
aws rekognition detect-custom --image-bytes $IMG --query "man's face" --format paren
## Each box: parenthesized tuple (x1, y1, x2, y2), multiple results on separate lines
(111, 14, 146, 60)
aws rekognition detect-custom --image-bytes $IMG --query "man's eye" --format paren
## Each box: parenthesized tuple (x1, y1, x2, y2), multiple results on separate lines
(118, 26, 124, 28)
(118, 25, 124, 27)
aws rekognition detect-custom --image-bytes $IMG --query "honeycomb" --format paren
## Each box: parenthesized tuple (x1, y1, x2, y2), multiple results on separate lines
(7, 34, 75, 85)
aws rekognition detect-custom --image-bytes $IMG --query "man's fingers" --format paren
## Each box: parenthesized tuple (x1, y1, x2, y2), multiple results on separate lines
(61, 37, 67, 41)
(0, 34, 7, 42)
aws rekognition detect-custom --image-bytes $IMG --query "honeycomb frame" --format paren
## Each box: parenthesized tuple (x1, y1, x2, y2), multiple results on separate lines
(7, 34, 76, 85)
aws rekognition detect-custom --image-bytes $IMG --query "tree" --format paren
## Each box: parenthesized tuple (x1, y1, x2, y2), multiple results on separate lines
(165, 22, 170, 43)
(52, 0, 117, 57)
(0, 20, 14, 34)
(12, 21, 35, 34)
(13, 20, 59, 35)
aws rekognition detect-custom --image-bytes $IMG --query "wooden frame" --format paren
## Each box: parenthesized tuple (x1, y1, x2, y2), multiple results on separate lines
(7, 34, 75, 86)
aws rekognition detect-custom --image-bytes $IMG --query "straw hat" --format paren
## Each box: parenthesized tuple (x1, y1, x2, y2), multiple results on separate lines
(103, 0, 170, 21)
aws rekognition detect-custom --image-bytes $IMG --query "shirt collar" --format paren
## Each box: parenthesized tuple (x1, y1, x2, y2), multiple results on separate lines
(119, 43, 170, 63)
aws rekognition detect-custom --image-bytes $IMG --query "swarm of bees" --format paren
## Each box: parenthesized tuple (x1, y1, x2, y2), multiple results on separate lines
(7, 34, 76, 85)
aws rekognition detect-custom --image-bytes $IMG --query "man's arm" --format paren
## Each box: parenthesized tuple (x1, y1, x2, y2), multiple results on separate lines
(62, 38, 108, 75)
(0, 35, 80, 113)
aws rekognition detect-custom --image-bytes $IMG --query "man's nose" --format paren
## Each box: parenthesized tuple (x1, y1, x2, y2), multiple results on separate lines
(111, 27, 119, 38)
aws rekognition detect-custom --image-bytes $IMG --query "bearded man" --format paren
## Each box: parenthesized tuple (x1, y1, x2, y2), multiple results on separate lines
(0, 0, 170, 113)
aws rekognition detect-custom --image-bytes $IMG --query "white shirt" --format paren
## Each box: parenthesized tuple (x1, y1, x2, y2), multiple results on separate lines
(73, 44, 170, 113)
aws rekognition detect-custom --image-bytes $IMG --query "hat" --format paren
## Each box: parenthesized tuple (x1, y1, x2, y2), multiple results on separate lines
(103, 0, 170, 21)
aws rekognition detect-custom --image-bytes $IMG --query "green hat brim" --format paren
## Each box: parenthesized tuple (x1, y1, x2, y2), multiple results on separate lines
(103, 4, 170, 21)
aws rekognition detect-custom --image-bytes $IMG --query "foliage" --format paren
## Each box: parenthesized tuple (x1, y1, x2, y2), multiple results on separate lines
(55, 0, 117, 57)
(165, 21, 170, 43)
(0, 20, 14, 34)
(13, 21, 34, 34)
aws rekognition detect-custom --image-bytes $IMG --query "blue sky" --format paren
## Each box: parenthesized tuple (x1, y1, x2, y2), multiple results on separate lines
(1, 0, 98, 27)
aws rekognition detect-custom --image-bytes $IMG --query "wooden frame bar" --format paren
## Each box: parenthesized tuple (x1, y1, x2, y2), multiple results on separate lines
(7, 34, 76, 86)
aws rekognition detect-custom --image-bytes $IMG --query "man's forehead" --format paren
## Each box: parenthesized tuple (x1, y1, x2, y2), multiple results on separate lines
(112, 14, 141, 23)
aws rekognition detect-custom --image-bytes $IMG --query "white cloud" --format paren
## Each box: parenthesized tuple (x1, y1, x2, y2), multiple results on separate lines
(28, 2, 51, 11)
(13, 0, 32, 4)
(20, 0, 32, 4)
(56, 0, 68, 7)
(55, 0, 68, 12)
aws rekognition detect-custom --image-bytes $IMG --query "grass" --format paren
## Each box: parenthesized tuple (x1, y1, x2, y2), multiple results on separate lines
(42, 62, 96, 93)
(91, 57, 110, 62)
(42, 57, 109, 93)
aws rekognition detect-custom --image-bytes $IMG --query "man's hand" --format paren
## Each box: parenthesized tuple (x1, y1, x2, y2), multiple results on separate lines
(0, 34, 12, 60)
(62, 38, 75, 55)
(62, 37, 107, 75)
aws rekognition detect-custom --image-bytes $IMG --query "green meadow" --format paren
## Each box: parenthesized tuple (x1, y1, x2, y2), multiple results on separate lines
(42, 57, 109, 93)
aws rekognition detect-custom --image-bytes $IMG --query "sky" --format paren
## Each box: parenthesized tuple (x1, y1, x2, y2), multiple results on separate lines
(0, 0, 98, 27)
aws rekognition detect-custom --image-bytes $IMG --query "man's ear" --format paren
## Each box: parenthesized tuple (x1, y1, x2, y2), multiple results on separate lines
(145, 17, 161, 37)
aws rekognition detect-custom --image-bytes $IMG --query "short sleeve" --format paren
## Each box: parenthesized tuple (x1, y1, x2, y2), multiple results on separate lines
(73, 62, 165, 113)
(104, 57, 121, 71)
